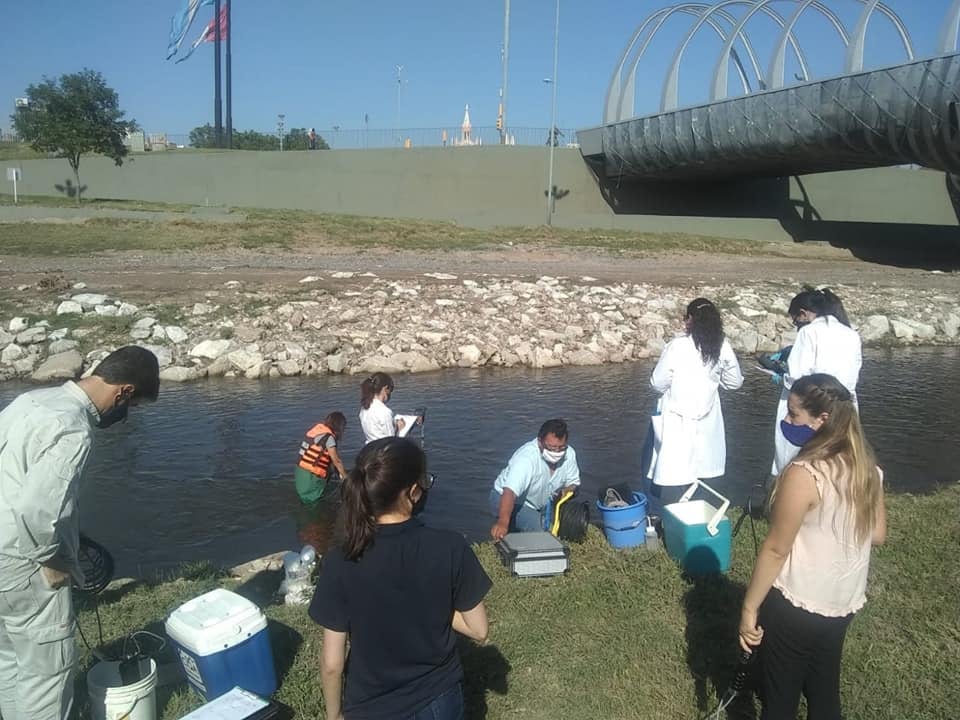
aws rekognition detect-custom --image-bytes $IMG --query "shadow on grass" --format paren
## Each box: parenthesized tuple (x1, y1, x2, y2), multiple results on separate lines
(684, 573, 757, 720)
(458, 639, 511, 720)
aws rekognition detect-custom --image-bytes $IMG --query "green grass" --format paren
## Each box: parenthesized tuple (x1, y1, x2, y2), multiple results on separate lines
(0, 193, 199, 213)
(74, 486, 960, 720)
(0, 198, 778, 258)
(0, 141, 44, 161)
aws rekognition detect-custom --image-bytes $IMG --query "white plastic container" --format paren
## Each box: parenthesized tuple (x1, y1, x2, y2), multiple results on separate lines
(165, 588, 277, 701)
(87, 658, 157, 720)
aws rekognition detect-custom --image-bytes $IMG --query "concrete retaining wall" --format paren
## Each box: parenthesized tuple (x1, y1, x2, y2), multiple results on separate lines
(3, 147, 957, 243)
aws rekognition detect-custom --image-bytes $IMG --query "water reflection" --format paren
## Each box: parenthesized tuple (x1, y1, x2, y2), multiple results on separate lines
(0, 346, 955, 576)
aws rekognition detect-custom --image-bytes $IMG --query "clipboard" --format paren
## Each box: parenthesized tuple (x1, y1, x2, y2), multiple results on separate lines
(178, 687, 284, 720)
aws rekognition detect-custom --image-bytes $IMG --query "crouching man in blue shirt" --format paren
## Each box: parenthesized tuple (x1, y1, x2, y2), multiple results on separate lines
(489, 418, 581, 541)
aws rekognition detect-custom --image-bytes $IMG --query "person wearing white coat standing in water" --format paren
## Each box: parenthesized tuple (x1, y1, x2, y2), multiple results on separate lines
(359, 372, 404, 444)
(647, 298, 744, 507)
(771, 288, 862, 475)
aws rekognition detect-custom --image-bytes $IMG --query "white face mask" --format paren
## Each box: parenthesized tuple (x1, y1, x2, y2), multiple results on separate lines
(541, 448, 566, 465)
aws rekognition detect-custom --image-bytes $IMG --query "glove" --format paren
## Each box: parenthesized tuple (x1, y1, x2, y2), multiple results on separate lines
(770, 373, 783, 386)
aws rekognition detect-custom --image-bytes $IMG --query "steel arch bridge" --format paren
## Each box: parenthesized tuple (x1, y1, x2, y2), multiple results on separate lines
(578, 0, 960, 181)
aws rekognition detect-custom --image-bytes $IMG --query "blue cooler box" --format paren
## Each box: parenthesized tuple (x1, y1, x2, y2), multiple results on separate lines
(663, 481, 732, 574)
(165, 588, 277, 700)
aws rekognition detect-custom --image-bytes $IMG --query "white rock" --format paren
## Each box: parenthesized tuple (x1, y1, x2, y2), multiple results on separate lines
(48, 328, 69, 341)
(227, 349, 264, 371)
(8, 318, 28, 333)
(71, 293, 108, 309)
(1, 344, 24, 364)
(117, 303, 140, 317)
(356, 355, 407, 375)
(132, 317, 156, 330)
(233, 326, 262, 343)
(325, 353, 347, 373)
(298, 276, 321, 284)
(277, 359, 302, 376)
(418, 331, 446, 345)
(284, 342, 307, 360)
(94, 305, 118, 316)
(159, 366, 201, 382)
(192, 303, 217, 316)
(331, 271, 354, 279)
(890, 319, 915, 340)
(859, 315, 890, 343)
(48, 339, 79, 354)
(151, 326, 167, 341)
(140, 344, 172, 368)
(31, 351, 83, 382)
(458, 344, 482, 365)
(130, 329, 152, 340)
(165, 326, 189, 344)
(566, 349, 603, 366)
(72, 282, 87, 290)
(435, 299, 457, 307)
(56, 301, 84, 315)
(223, 281, 242, 288)
(942, 313, 960, 339)
(0, 330, 13, 346)
(911, 320, 937, 340)
(532, 347, 561, 368)
(424, 272, 458, 280)
(189, 339, 232, 360)
(16, 328, 46, 345)
(13, 357, 38, 374)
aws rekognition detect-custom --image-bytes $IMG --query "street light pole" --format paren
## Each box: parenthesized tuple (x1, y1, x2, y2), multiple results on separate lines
(395, 64, 404, 147)
(501, 0, 511, 144)
(546, 0, 560, 226)
(278, 114, 285, 152)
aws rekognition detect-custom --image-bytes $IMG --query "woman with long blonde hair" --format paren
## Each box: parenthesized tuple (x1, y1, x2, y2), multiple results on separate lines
(740, 373, 886, 720)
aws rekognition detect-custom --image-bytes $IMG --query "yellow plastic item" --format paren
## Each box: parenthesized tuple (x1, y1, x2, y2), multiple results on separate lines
(550, 490, 575, 536)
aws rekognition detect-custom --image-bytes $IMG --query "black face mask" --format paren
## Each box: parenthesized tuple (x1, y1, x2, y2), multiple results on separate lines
(98, 398, 130, 429)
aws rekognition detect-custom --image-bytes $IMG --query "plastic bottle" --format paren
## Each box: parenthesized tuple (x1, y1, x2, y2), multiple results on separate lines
(645, 517, 660, 552)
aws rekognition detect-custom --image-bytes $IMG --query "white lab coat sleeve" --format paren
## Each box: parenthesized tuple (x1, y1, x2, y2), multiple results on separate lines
(784, 326, 817, 390)
(650, 341, 676, 394)
(563, 447, 581, 487)
(719, 342, 744, 390)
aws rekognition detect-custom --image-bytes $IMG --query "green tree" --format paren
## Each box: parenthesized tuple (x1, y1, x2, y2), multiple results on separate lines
(189, 123, 217, 148)
(11, 69, 130, 204)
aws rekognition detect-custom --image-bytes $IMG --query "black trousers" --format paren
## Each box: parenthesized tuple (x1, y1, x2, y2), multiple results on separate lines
(757, 588, 854, 720)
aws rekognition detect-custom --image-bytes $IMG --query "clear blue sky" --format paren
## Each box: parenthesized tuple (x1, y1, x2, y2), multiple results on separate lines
(1, 0, 948, 138)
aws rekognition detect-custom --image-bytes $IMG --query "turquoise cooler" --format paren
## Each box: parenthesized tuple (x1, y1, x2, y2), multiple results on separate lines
(663, 481, 731, 574)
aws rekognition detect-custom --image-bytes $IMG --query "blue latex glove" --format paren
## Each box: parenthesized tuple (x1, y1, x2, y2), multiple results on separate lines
(770, 373, 783, 386)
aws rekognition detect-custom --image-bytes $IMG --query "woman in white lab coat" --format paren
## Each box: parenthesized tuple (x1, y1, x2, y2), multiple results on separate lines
(359, 372, 404, 444)
(771, 287, 862, 474)
(647, 298, 744, 505)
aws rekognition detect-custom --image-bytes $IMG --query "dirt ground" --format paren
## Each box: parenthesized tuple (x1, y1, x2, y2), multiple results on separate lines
(1, 240, 957, 306)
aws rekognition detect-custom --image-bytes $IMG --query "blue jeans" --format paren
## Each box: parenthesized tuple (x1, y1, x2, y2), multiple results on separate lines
(406, 683, 464, 720)
(489, 489, 543, 532)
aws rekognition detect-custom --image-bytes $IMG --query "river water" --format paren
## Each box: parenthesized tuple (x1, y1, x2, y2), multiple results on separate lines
(0, 347, 956, 577)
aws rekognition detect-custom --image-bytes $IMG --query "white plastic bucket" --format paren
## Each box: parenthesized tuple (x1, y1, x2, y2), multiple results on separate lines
(87, 659, 158, 720)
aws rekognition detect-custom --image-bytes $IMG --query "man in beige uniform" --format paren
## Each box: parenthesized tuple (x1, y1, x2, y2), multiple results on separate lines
(0, 346, 159, 720)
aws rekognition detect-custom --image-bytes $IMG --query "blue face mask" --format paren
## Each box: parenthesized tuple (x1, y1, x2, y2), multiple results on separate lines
(98, 399, 130, 429)
(780, 419, 817, 447)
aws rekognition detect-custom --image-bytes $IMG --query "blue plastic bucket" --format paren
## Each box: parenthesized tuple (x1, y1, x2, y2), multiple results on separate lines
(597, 492, 648, 549)
(603, 523, 647, 549)
(596, 492, 648, 531)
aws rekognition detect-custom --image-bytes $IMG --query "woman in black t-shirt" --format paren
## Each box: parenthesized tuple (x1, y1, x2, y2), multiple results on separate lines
(310, 437, 492, 720)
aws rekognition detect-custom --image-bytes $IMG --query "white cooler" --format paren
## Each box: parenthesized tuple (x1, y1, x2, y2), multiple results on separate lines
(165, 588, 277, 701)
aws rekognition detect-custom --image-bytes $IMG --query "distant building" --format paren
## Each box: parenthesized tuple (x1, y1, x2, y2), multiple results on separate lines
(452, 105, 481, 147)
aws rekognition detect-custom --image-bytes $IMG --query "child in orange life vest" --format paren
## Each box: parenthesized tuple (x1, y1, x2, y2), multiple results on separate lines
(296, 412, 348, 503)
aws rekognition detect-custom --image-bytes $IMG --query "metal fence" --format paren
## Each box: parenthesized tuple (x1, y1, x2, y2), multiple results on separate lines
(156, 126, 579, 150)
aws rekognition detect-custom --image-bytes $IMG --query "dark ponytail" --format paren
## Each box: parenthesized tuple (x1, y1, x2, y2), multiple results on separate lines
(322, 411, 346, 439)
(788, 286, 851, 327)
(341, 437, 426, 560)
(360, 372, 394, 410)
(686, 298, 724, 365)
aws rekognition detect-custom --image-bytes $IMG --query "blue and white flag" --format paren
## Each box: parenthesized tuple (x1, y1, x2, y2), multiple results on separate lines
(166, 0, 214, 60)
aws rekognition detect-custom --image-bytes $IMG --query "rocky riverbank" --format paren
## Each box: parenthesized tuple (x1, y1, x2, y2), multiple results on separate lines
(1, 272, 958, 383)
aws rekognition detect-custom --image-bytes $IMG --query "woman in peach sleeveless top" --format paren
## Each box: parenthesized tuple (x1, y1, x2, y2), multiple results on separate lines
(740, 373, 886, 720)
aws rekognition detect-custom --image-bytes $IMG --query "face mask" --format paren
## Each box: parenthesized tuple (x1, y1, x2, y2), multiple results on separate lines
(98, 399, 130, 429)
(780, 419, 817, 447)
(542, 449, 566, 465)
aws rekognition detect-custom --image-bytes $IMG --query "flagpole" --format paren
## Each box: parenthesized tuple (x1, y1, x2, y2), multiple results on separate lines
(225, 0, 232, 148)
(214, 0, 223, 148)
